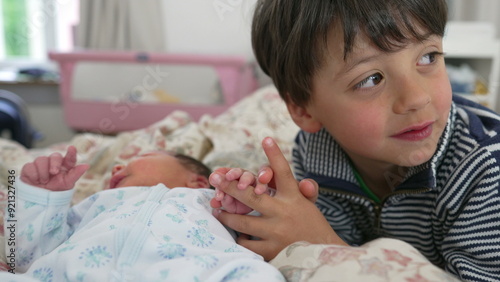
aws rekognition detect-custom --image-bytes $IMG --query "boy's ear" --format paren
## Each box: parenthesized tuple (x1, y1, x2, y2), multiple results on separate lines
(287, 102, 322, 133)
(187, 174, 210, 189)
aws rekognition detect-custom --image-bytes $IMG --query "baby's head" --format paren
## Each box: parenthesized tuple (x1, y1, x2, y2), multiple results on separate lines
(252, 0, 448, 106)
(109, 151, 210, 189)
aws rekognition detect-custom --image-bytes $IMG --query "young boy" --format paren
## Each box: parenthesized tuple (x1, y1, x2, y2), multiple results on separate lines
(210, 0, 500, 281)
(3, 146, 283, 281)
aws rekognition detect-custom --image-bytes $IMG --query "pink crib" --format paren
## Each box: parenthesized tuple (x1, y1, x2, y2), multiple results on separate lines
(49, 51, 258, 133)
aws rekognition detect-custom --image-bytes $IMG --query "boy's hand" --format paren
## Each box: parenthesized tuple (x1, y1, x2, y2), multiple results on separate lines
(20, 146, 89, 191)
(210, 165, 319, 214)
(210, 168, 264, 214)
(211, 137, 346, 261)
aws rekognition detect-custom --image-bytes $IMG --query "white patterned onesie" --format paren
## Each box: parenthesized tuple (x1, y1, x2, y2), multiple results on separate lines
(2, 181, 284, 281)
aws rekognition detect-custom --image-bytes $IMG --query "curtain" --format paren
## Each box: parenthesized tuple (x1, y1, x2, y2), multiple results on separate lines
(448, 0, 500, 38)
(76, 0, 165, 51)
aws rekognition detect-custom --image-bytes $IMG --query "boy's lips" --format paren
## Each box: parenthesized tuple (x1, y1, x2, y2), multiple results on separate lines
(392, 122, 434, 141)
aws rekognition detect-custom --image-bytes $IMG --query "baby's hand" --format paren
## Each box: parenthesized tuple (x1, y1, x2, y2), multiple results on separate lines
(20, 146, 89, 191)
(210, 167, 273, 214)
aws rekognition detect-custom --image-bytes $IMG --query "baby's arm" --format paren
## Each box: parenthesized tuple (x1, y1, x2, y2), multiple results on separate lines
(11, 146, 89, 271)
(13, 181, 76, 272)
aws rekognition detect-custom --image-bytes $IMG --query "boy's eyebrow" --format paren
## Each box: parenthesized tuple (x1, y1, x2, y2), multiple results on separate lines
(343, 35, 442, 74)
(343, 54, 380, 75)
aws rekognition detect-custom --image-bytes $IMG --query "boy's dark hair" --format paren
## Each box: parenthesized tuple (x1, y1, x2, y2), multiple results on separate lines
(252, 0, 448, 106)
(173, 153, 211, 180)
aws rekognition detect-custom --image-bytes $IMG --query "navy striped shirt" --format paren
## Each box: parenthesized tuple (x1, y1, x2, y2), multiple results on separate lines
(293, 95, 500, 281)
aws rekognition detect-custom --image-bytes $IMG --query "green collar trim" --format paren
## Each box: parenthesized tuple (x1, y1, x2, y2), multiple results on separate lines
(352, 167, 381, 204)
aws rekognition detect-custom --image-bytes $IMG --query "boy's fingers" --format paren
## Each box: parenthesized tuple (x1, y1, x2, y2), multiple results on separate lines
(254, 183, 268, 195)
(298, 179, 319, 203)
(257, 166, 274, 186)
(213, 210, 269, 239)
(261, 137, 297, 196)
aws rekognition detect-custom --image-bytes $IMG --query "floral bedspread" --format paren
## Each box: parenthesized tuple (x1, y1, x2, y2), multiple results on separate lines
(270, 239, 460, 282)
(0, 85, 458, 281)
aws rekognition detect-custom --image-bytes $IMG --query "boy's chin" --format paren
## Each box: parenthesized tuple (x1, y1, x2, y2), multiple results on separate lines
(397, 150, 434, 167)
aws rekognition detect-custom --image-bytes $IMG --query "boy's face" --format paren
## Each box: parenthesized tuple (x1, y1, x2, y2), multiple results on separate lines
(109, 152, 208, 189)
(291, 30, 452, 169)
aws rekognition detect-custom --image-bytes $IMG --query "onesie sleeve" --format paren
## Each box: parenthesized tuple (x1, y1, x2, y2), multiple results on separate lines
(8, 179, 78, 272)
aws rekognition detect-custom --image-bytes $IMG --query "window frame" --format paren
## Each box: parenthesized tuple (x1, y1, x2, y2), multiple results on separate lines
(0, 0, 75, 67)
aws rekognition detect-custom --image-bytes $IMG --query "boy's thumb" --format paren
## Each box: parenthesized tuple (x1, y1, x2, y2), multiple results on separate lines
(298, 178, 319, 203)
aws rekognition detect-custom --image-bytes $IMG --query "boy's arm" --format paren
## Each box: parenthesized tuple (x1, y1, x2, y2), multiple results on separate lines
(441, 178, 500, 281)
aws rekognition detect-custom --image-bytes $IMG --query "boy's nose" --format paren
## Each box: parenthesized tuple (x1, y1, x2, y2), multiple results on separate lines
(112, 164, 125, 175)
(392, 76, 431, 114)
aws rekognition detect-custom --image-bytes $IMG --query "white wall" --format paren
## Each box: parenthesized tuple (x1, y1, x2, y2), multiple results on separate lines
(448, 0, 500, 38)
(162, 0, 258, 58)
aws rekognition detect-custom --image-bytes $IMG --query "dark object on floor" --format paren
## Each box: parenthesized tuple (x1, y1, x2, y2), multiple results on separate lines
(0, 90, 41, 148)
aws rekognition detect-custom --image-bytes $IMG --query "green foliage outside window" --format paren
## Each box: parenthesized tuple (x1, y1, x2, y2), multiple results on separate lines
(2, 0, 29, 57)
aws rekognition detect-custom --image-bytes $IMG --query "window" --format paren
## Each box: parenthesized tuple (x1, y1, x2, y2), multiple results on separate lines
(0, 0, 78, 64)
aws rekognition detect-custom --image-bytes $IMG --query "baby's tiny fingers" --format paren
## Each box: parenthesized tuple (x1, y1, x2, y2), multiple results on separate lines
(62, 146, 78, 169)
(209, 172, 224, 187)
(226, 168, 244, 181)
(254, 182, 269, 195)
(238, 171, 257, 190)
(215, 188, 225, 201)
(48, 152, 63, 175)
(34, 156, 50, 184)
(20, 162, 39, 184)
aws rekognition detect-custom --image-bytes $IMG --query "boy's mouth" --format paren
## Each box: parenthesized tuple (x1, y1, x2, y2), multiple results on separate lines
(392, 122, 433, 141)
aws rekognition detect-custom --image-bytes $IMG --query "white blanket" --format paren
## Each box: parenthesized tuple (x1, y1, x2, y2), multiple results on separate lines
(2, 181, 284, 281)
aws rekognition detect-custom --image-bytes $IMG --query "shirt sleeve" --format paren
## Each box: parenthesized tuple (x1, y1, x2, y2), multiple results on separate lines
(441, 173, 500, 281)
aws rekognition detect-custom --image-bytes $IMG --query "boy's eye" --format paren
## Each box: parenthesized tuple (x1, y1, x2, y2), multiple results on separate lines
(418, 51, 444, 65)
(354, 73, 383, 89)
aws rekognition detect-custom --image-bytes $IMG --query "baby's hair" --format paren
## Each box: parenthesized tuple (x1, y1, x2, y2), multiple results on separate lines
(252, 0, 448, 106)
(172, 153, 211, 180)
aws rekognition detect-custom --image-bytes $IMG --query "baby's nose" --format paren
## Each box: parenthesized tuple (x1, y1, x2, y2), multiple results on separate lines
(112, 164, 125, 175)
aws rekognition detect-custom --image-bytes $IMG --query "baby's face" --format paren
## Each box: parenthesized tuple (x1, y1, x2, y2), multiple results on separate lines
(109, 152, 197, 189)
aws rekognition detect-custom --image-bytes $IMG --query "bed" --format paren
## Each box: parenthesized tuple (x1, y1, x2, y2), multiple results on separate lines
(0, 84, 458, 281)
